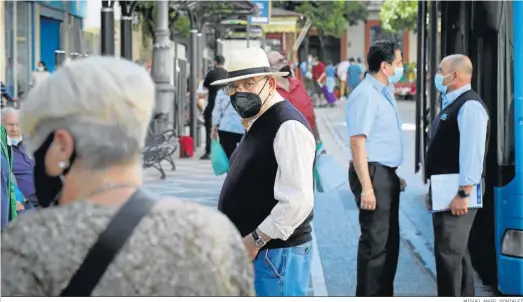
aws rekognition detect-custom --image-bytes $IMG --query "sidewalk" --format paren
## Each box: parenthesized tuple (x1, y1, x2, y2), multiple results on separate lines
(143, 151, 322, 296)
(144, 156, 225, 208)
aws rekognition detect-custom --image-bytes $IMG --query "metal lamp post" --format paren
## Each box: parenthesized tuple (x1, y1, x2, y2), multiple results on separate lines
(119, 1, 138, 60)
(189, 28, 199, 143)
(101, 1, 115, 55)
(151, 0, 175, 134)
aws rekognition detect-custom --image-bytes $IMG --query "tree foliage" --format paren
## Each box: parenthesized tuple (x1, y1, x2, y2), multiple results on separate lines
(135, 1, 255, 40)
(134, 1, 190, 39)
(380, 0, 418, 33)
(274, 1, 368, 37)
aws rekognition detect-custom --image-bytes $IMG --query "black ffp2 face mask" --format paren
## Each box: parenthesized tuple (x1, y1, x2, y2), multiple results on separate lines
(33, 132, 77, 207)
(230, 78, 270, 119)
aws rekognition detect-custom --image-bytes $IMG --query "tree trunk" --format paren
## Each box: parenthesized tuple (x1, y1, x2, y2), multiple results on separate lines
(304, 34, 310, 61)
(318, 33, 326, 62)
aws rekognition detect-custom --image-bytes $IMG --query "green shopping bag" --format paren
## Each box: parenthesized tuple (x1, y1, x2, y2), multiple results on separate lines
(211, 140, 229, 176)
(314, 162, 324, 193)
(314, 142, 324, 192)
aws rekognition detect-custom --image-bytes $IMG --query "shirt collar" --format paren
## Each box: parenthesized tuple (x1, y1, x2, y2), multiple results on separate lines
(365, 74, 394, 96)
(442, 84, 471, 109)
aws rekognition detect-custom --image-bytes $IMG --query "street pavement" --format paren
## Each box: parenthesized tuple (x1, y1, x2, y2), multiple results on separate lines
(143, 100, 494, 296)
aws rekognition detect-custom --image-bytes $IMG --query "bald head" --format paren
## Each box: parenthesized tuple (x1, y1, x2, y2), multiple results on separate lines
(441, 54, 473, 76)
(437, 54, 473, 93)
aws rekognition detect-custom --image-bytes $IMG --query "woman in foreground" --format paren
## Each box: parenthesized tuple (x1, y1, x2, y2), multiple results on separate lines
(1, 57, 254, 296)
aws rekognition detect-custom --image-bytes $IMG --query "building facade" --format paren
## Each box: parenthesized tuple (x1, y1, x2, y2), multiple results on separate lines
(346, 1, 417, 65)
(1, 0, 87, 98)
(262, 8, 303, 63)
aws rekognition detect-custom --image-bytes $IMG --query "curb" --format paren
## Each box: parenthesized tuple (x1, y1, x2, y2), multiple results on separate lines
(310, 223, 328, 296)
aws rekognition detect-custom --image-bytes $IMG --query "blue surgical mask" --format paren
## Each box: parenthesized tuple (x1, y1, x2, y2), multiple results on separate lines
(434, 73, 452, 94)
(388, 67, 404, 85)
(10, 136, 22, 145)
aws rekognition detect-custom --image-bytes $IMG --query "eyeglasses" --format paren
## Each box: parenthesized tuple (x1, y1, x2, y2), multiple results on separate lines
(222, 77, 268, 96)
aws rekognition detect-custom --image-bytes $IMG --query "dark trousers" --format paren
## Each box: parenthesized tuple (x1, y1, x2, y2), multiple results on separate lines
(348, 162, 401, 296)
(433, 209, 478, 296)
(218, 130, 243, 160)
(204, 114, 212, 155)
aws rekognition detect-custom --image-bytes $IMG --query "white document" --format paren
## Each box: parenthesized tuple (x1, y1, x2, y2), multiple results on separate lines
(430, 173, 483, 213)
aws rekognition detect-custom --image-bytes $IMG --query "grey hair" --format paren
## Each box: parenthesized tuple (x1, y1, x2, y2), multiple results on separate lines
(1, 107, 19, 120)
(20, 56, 155, 170)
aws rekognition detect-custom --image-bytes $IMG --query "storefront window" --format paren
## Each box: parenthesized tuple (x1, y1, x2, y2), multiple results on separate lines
(4, 1, 32, 98)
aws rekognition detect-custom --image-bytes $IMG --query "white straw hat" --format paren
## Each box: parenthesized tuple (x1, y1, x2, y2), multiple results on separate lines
(210, 47, 290, 86)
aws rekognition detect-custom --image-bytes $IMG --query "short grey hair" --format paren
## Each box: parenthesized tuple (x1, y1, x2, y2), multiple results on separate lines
(20, 56, 155, 170)
(1, 107, 19, 120)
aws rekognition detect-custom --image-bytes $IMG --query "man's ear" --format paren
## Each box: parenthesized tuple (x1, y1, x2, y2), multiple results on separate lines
(268, 76, 277, 92)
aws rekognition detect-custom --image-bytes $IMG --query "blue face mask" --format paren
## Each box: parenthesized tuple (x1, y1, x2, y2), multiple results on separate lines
(434, 73, 453, 94)
(9, 137, 22, 145)
(388, 67, 404, 85)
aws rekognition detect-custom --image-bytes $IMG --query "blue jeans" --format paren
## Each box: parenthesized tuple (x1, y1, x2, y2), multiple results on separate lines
(253, 241, 313, 296)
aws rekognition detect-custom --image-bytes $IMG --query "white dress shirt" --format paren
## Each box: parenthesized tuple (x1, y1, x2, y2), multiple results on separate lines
(247, 94, 316, 240)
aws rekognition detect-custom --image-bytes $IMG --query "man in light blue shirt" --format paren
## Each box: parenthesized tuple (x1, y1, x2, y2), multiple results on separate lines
(211, 90, 244, 159)
(425, 54, 489, 297)
(345, 40, 407, 296)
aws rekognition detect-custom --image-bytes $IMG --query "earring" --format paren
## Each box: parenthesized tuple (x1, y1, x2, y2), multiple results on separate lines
(58, 161, 68, 169)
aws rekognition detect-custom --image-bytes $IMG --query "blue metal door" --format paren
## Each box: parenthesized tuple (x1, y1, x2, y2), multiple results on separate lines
(40, 17, 61, 72)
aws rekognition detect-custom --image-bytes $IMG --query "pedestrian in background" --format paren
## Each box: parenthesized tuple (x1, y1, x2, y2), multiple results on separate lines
(312, 56, 326, 106)
(211, 89, 244, 159)
(29, 61, 50, 90)
(357, 57, 366, 79)
(214, 47, 315, 297)
(201, 55, 228, 160)
(267, 51, 321, 142)
(1, 57, 254, 296)
(425, 54, 490, 297)
(346, 40, 407, 296)
(337, 57, 350, 100)
(2, 108, 38, 208)
(1, 82, 16, 108)
(347, 58, 363, 96)
(1, 126, 25, 230)
(325, 60, 337, 104)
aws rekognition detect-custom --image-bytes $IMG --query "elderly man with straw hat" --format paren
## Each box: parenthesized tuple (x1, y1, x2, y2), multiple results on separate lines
(215, 47, 315, 297)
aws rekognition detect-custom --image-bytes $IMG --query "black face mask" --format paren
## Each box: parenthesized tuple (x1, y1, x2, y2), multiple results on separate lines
(280, 65, 292, 78)
(33, 132, 77, 207)
(230, 78, 270, 119)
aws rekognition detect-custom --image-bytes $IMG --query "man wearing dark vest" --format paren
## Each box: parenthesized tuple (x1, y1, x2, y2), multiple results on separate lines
(425, 54, 490, 296)
(211, 47, 315, 297)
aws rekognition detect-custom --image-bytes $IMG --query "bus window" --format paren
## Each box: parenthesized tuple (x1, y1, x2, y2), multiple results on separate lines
(497, 6, 515, 167)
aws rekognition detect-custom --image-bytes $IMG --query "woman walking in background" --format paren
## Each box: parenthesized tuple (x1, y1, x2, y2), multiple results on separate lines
(323, 60, 338, 107)
(211, 89, 244, 159)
